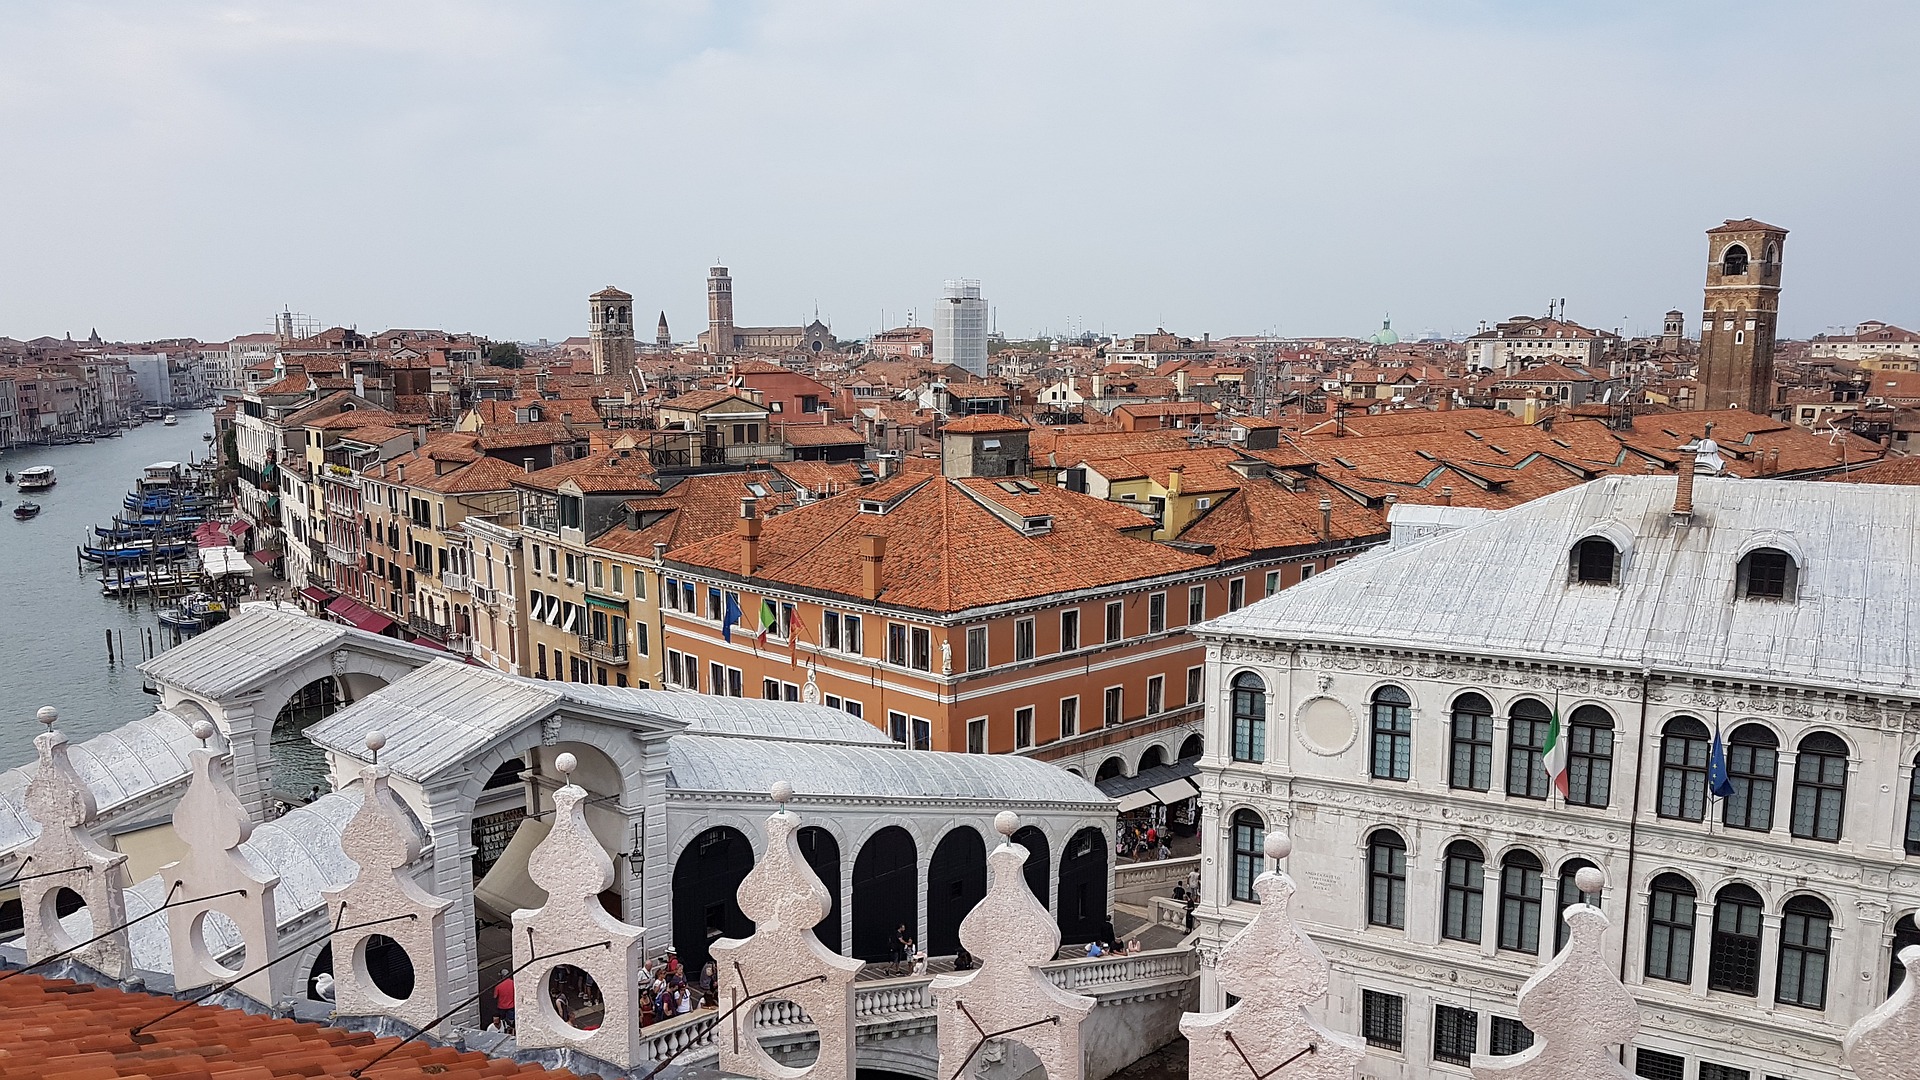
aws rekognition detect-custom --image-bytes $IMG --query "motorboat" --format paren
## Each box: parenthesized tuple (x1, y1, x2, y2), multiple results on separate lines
(13, 502, 40, 520)
(16, 466, 54, 492)
(163, 414, 178, 426)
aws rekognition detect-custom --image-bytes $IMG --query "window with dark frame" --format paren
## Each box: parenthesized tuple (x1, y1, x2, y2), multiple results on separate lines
(1708, 884, 1764, 996)
(1699, 1065, 1751, 1080)
(1498, 851, 1543, 954)
(1790, 733, 1848, 841)
(1231, 672, 1266, 763)
(1449, 693, 1494, 792)
(1489, 1016, 1534, 1056)
(1367, 830, 1407, 929)
(1645, 873, 1697, 984)
(1723, 724, 1778, 832)
(1507, 699, 1551, 799)
(1742, 548, 1794, 600)
(1371, 685, 1413, 781)
(1104, 601, 1124, 642)
(1360, 989, 1403, 1050)
(1889, 915, 1920, 998)
(1554, 860, 1601, 953)
(1432, 1004, 1478, 1067)
(1908, 755, 1920, 855)
(1565, 705, 1615, 808)
(1777, 895, 1832, 1009)
(1572, 537, 1618, 584)
(1635, 1049, 1686, 1080)
(1442, 841, 1484, 943)
(1658, 717, 1711, 821)
(1231, 811, 1265, 903)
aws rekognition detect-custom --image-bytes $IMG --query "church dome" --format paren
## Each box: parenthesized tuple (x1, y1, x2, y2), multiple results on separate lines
(1368, 317, 1399, 346)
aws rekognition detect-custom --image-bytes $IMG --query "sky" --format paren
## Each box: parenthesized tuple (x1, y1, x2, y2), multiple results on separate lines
(1, 2, 1916, 344)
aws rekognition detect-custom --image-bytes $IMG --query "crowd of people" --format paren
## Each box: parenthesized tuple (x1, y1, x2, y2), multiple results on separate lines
(1117, 821, 1172, 861)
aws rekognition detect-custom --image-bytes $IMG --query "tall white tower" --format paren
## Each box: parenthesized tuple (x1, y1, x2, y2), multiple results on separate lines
(934, 279, 988, 376)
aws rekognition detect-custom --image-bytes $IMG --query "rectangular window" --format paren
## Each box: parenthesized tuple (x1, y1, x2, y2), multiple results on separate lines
(591, 560, 603, 589)
(1432, 1005, 1479, 1067)
(1489, 1017, 1534, 1057)
(1105, 601, 1124, 643)
(532, 546, 542, 573)
(887, 623, 909, 666)
(1227, 577, 1246, 611)
(1104, 686, 1123, 727)
(707, 587, 723, 622)
(1699, 1066, 1750, 1080)
(1299, 563, 1315, 581)
(709, 661, 725, 695)
(1146, 675, 1164, 716)
(1015, 707, 1034, 749)
(1060, 609, 1080, 651)
(1059, 697, 1079, 738)
(1186, 665, 1204, 705)
(1147, 592, 1166, 633)
(911, 718, 932, 751)
(825, 693, 842, 710)
(666, 650, 683, 688)
(763, 678, 781, 700)
(727, 667, 743, 698)
(1360, 990, 1403, 1051)
(888, 711, 909, 745)
(967, 717, 987, 754)
(611, 564, 623, 594)
(1635, 1049, 1686, 1080)
(910, 627, 932, 671)
(843, 614, 862, 653)
(843, 699, 863, 720)
(681, 581, 695, 612)
(823, 611, 841, 650)
(1265, 570, 1280, 596)
(1014, 618, 1035, 661)
(1188, 585, 1205, 624)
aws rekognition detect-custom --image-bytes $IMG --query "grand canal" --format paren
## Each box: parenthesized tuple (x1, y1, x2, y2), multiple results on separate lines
(0, 413, 220, 764)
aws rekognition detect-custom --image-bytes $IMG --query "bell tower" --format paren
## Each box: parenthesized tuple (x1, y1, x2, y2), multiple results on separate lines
(1697, 219, 1786, 412)
(706, 266, 735, 355)
(589, 286, 635, 377)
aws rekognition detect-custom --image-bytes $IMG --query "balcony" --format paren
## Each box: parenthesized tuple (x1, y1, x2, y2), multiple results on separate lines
(407, 615, 453, 642)
(324, 543, 356, 567)
(578, 633, 628, 664)
(441, 571, 470, 593)
(470, 582, 496, 606)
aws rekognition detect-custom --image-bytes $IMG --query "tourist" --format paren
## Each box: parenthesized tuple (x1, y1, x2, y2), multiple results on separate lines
(891, 925, 914, 976)
(1087, 940, 1104, 958)
(696, 959, 716, 1006)
(493, 969, 515, 1031)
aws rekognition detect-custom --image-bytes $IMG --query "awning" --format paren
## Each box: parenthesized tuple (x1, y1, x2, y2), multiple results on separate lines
(1149, 778, 1200, 805)
(474, 817, 552, 918)
(246, 551, 282, 569)
(199, 547, 251, 578)
(1115, 791, 1158, 814)
(325, 596, 397, 635)
(411, 635, 450, 652)
(298, 586, 332, 607)
(1097, 756, 1200, 800)
(584, 593, 629, 612)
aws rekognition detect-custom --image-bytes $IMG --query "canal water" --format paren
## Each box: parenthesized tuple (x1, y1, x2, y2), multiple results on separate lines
(0, 413, 220, 765)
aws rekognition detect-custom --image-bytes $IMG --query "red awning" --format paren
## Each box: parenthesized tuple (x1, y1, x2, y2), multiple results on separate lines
(410, 635, 450, 652)
(228, 519, 252, 534)
(325, 596, 397, 635)
(298, 586, 332, 607)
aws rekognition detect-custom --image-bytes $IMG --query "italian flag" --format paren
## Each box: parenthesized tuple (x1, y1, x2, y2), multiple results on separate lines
(1542, 700, 1570, 798)
(755, 599, 777, 647)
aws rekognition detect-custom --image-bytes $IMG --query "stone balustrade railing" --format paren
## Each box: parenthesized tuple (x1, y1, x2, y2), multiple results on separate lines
(1113, 855, 1199, 906)
(1040, 947, 1198, 992)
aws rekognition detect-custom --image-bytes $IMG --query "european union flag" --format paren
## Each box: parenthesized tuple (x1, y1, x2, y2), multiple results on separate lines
(721, 593, 742, 643)
(1707, 723, 1736, 799)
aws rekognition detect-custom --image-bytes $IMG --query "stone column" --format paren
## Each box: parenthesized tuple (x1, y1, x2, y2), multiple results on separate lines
(219, 700, 272, 823)
(1756, 911, 1784, 1007)
(1688, 898, 1713, 1000)
(424, 776, 479, 1026)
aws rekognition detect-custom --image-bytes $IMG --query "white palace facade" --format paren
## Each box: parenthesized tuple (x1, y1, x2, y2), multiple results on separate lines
(1189, 470, 1920, 1080)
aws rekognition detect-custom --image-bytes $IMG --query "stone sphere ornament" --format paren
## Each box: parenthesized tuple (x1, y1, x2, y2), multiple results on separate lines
(770, 780, 794, 805)
(555, 752, 577, 778)
(191, 720, 216, 744)
(1576, 867, 1605, 897)
(995, 810, 1021, 837)
(364, 730, 387, 754)
(1264, 832, 1293, 860)
(36, 706, 57, 729)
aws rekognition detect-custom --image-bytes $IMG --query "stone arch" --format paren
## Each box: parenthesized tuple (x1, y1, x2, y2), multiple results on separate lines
(798, 824, 843, 954)
(1095, 756, 1127, 782)
(926, 826, 987, 957)
(672, 824, 755, 973)
(1178, 733, 1203, 760)
(1136, 743, 1170, 773)
(1056, 825, 1108, 946)
(851, 825, 918, 964)
(1012, 825, 1050, 910)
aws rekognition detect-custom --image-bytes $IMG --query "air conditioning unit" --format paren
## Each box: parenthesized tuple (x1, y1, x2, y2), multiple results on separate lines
(1229, 427, 1247, 442)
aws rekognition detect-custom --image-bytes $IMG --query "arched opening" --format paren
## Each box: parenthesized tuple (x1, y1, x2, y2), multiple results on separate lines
(1366, 829, 1407, 929)
(308, 942, 334, 1001)
(1708, 883, 1764, 997)
(672, 826, 755, 974)
(1442, 841, 1484, 944)
(1778, 895, 1833, 1009)
(851, 826, 917, 964)
(1890, 915, 1920, 998)
(1178, 733, 1202, 760)
(1553, 859, 1600, 953)
(926, 827, 987, 957)
(1013, 825, 1050, 909)
(272, 675, 346, 803)
(1138, 744, 1167, 773)
(1056, 826, 1108, 946)
(1230, 811, 1267, 904)
(1231, 672, 1266, 763)
(1571, 536, 1619, 585)
(798, 826, 842, 954)
(1448, 692, 1493, 792)
(1565, 705, 1615, 808)
(1095, 757, 1126, 782)
(1723, 725, 1778, 832)
(546, 964, 604, 1031)
(1738, 546, 1797, 600)
(1497, 850, 1544, 954)
(1791, 733, 1849, 841)
(1657, 717, 1712, 821)
(472, 758, 528, 879)
(1645, 873, 1698, 985)
(1722, 244, 1750, 276)
(1370, 685, 1412, 780)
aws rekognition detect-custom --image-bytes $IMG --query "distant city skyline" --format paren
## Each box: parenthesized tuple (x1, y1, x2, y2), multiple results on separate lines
(2, 3, 1915, 343)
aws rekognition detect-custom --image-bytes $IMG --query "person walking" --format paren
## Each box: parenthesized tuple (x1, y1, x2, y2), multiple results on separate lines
(492, 969, 516, 1032)
(891, 924, 915, 977)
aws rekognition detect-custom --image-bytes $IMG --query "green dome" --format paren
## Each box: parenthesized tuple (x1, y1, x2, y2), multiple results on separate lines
(1368, 316, 1399, 346)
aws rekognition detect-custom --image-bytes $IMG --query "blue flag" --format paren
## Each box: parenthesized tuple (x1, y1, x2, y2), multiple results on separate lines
(1707, 724, 1736, 799)
(721, 593, 742, 643)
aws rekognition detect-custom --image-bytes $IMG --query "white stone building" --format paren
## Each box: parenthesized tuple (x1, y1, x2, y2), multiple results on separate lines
(1189, 471, 1920, 1080)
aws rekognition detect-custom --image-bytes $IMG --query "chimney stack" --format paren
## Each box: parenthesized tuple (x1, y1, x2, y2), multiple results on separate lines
(1522, 391, 1540, 426)
(653, 540, 668, 566)
(1167, 467, 1184, 498)
(738, 497, 762, 577)
(859, 534, 886, 600)
(1673, 452, 1698, 526)
(354, 372, 366, 399)
(1319, 496, 1333, 541)
(1439, 486, 1453, 506)
(1436, 392, 1451, 413)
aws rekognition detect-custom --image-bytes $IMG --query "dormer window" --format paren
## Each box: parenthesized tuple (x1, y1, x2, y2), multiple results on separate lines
(1571, 537, 1618, 585)
(1722, 244, 1750, 276)
(1739, 547, 1796, 600)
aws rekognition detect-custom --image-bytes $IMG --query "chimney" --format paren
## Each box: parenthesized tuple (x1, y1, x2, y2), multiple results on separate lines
(1522, 391, 1539, 426)
(653, 540, 668, 566)
(1319, 496, 1333, 541)
(1764, 447, 1780, 476)
(1673, 450, 1698, 526)
(415, 423, 427, 449)
(1167, 467, 1183, 498)
(396, 463, 405, 484)
(738, 497, 762, 576)
(1436, 392, 1451, 412)
(859, 534, 886, 600)
(1174, 369, 1190, 398)
(354, 372, 366, 398)
(522, 457, 534, 473)
(1439, 486, 1453, 506)
(535, 370, 548, 395)
(1092, 373, 1106, 399)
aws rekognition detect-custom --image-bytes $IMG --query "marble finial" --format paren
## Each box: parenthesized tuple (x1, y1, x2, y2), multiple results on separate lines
(771, 780, 794, 806)
(20, 721, 130, 979)
(364, 729, 386, 758)
(555, 751, 577, 778)
(1845, 945, 1920, 1080)
(1471, 897, 1637, 1079)
(191, 720, 215, 744)
(36, 706, 56, 729)
(933, 820, 1094, 1080)
(711, 791, 862, 1079)
(995, 810, 1020, 837)
(1182, 833, 1363, 1080)
(1575, 867, 1605, 896)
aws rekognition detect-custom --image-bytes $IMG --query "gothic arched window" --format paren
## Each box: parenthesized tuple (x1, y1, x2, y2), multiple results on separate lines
(1722, 244, 1750, 276)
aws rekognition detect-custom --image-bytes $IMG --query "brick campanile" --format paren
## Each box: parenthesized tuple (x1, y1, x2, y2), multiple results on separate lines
(706, 265, 735, 355)
(1698, 219, 1787, 412)
(589, 285, 636, 378)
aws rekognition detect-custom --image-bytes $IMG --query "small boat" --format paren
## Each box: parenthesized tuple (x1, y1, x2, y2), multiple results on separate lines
(163, 414, 178, 426)
(202, 432, 214, 442)
(17, 466, 55, 492)
(13, 502, 40, 520)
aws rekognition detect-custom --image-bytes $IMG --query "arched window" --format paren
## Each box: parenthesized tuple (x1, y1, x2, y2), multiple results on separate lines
(1907, 754, 1920, 856)
(1231, 811, 1266, 903)
(1658, 717, 1711, 821)
(1645, 873, 1697, 984)
(1441, 841, 1484, 944)
(1890, 915, 1920, 998)
(1554, 859, 1601, 953)
(1498, 850, 1544, 954)
(1707, 884, 1764, 996)
(1570, 537, 1618, 585)
(1762, 241, 1778, 271)
(1448, 693, 1493, 792)
(1230, 672, 1266, 763)
(1367, 829, 1407, 929)
(1791, 733, 1848, 842)
(1506, 699, 1551, 800)
(1178, 733, 1203, 760)
(1370, 686, 1412, 781)
(1566, 705, 1615, 808)
(1722, 724, 1778, 832)
(1738, 547, 1797, 600)
(1777, 896, 1833, 1009)
(1722, 244, 1750, 276)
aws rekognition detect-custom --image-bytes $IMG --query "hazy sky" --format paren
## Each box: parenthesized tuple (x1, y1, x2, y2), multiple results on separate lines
(3, 2, 1915, 344)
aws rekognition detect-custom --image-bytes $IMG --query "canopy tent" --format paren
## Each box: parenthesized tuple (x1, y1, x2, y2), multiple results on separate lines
(473, 817, 552, 918)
